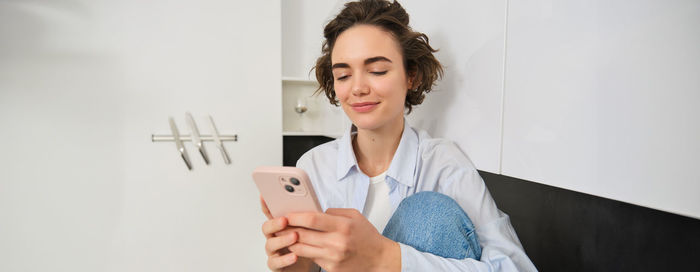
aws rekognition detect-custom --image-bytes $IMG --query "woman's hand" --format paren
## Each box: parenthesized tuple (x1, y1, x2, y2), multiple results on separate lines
(283, 208, 401, 272)
(260, 197, 317, 272)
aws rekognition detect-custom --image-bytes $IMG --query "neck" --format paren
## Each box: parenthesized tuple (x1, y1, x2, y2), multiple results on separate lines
(352, 117, 404, 177)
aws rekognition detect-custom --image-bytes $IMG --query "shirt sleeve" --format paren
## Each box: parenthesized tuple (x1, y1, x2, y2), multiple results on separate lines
(404, 142, 537, 271)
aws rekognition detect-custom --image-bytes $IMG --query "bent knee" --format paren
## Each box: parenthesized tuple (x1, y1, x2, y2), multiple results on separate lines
(383, 191, 482, 259)
(398, 192, 466, 218)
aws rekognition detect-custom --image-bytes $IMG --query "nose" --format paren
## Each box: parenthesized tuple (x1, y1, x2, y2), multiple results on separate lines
(351, 73, 369, 96)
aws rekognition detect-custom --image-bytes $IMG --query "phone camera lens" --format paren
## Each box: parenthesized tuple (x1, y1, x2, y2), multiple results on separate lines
(290, 178, 300, 186)
(285, 185, 295, 193)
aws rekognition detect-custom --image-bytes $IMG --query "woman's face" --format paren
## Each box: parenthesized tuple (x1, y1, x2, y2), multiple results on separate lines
(331, 24, 412, 131)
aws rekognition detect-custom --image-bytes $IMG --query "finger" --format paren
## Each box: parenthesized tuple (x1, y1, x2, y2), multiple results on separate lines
(267, 252, 298, 270)
(274, 227, 305, 237)
(294, 227, 334, 248)
(288, 242, 328, 260)
(265, 232, 298, 256)
(277, 227, 332, 248)
(260, 196, 273, 220)
(325, 208, 362, 218)
(287, 212, 347, 232)
(262, 217, 288, 238)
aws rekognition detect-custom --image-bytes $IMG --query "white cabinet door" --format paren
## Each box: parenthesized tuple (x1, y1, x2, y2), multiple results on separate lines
(0, 1, 280, 271)
(502, 0, 700, 219)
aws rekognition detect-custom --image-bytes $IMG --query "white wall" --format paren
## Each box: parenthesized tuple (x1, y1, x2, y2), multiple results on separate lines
(0, 2, 127, 270)
(281, 0, 346, 80)
(502, 0, 700, 219)
(0, 1, 282, 271)
(403, 0, 507, 174)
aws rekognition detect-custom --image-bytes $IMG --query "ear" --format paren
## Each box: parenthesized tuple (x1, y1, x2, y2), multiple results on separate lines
(406, 70, 417, 90)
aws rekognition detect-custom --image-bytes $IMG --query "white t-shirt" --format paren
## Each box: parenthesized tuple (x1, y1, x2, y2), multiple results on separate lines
(362, 171, 393, 233)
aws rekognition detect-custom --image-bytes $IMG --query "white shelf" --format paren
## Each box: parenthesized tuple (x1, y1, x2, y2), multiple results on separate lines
(282, 77, 318, 84)
(282, 131, 341, 138)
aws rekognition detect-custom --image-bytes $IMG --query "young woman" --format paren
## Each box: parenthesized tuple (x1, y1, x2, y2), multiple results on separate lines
(261, 0, 536, 271)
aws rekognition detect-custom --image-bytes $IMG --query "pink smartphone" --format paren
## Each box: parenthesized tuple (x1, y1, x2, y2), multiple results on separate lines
(252, 166, 322, 218)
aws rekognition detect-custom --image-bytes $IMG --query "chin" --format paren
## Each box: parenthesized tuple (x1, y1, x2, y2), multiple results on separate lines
(344, 111, 379, 130)
(349, 113, 395, 131)
(352, 120, 380, 131)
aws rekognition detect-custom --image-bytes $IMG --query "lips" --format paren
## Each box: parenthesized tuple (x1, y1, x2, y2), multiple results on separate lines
(350, 102, 380, 113)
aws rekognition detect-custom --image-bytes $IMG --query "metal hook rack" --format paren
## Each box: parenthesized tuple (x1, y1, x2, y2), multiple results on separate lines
(151, 134, 238, 142)
(152, 113, 237, 170)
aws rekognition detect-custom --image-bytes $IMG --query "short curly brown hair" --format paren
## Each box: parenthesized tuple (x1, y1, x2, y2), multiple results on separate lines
(313, 0, 443, 114)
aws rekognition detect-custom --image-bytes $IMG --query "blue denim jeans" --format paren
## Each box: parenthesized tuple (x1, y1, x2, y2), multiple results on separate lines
(382, 191, 482, 260)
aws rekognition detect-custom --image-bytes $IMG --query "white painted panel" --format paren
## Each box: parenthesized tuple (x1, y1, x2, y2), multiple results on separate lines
(0, 2, 127, 270)
(503, 0, 700, 218)
(402, 0, 507, 173)
(0, 1, 281, 271)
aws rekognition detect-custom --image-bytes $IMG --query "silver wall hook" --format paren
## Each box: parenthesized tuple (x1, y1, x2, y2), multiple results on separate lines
(186, 112, 210, 165)
(168, 117, 193, 170)
(208, 115, 231, 165)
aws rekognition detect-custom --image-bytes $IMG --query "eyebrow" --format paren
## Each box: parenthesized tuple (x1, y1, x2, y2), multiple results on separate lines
(331, 56, 393, 69)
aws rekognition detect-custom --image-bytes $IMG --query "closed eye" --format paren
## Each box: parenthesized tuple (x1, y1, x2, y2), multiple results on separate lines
(371, 71, 387, 75)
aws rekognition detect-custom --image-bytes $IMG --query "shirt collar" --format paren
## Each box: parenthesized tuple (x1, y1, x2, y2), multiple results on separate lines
(336, 124, 358, 181)
(336, 119, 418, 188)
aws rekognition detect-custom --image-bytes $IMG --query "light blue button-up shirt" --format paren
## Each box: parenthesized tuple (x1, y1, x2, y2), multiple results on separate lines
(296, 121, 537, 271)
